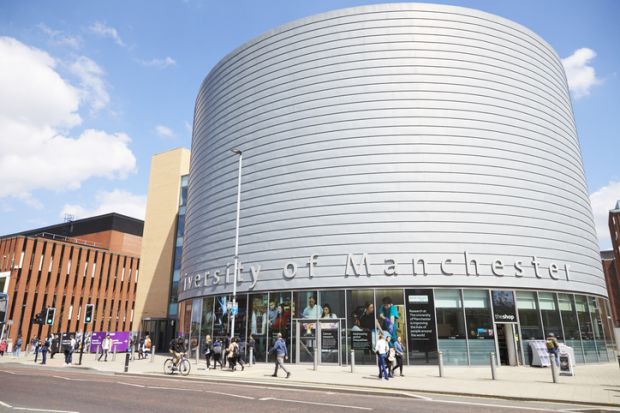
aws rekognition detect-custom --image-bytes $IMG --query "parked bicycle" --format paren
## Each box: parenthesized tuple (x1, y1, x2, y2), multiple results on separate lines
(163, 352, 191, 376)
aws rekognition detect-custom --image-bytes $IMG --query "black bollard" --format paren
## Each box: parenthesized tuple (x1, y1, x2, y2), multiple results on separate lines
(124, 352, 130, 373)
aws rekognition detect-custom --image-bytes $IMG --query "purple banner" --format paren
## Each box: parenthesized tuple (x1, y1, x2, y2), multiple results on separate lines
(89, 331, 131, 353)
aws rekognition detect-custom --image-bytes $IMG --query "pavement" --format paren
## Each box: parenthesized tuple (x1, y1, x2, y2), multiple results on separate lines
(1, 351, 619, 408)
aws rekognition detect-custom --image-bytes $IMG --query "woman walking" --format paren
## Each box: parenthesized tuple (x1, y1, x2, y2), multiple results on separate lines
(203, 335, 213, 369)
(391, 336, 404, 377)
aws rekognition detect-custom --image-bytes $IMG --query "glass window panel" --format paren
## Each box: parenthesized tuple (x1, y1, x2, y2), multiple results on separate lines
(435, 289, 466, 365)
(295, 291, 319, 319)
(575, 295, 597, 362)
(516, 291, 543, 340)
(598, 298, 616, 361)
(319, 290, 344, 319)
(201, 297, 214, 342)
(318, 290, 344, 364)
(189, 299, 202, 357)
(268, 292, 292, 362)
(589, 297, 607, 361)
(463, 290, 494, 365)
(539, 292, 562, 339)
(375, 289, 406, 349)
(248, 293, 268, 362)
(557, 294, 583, 363)
(347, 289, 375, 365)
(212, 296, 229, 340)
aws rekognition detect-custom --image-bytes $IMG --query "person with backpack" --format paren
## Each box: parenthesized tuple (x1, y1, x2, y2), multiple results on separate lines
(546, 332, 560, 366)
(212, 339, 223, 369)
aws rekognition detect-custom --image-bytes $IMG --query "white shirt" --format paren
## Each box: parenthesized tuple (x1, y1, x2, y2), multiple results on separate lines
(302, 304, 320, 319)
(102, 338, 111, 350)
(375, 338, 388, 355)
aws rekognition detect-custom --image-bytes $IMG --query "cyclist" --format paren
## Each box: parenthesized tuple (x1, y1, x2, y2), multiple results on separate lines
(169, 336, 186, 368)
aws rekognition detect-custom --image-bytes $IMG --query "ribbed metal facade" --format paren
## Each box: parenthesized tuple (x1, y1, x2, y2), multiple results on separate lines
(181, 3, 604, 301)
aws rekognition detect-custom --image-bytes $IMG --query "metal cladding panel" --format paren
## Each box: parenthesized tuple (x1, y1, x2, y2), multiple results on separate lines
(180, 3, 605, 301)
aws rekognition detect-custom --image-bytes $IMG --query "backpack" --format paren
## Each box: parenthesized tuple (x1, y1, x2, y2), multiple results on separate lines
(213, 341, 222, 354)
(545, 339, 557, 350)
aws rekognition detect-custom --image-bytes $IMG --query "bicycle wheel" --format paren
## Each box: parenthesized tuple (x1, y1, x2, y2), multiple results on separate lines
(179, 359, 191, 376)
(163, 358, 175, 375)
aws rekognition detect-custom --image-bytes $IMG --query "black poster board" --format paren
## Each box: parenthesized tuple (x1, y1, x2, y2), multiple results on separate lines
(320, 329, 338, 351)
(405, 289, 437, 353)
(491, 290, 517, 323)
(351, 330, 371, 350)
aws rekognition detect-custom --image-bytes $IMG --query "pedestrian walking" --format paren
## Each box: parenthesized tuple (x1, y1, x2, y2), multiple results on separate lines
(391, 336, 404, 377)
(34, 338, 41, 363)
(41, 336, 49, 365)
(98, 335, 111, 362)
(270, 333, 290, 378)
(144, 334, 152, 359)
(0, 339, 7, 356)
(226, 338, 238, 370)
(50, 334, 59, 359)
(375, 333, 389, 380)
(138, 336, 145, 359)
(68, 335, 76, 365)
(212, 339, 223, 369)
(203, 335, 213, 369)
(30, 337, 37, 355)
(14, 335, 22, 358)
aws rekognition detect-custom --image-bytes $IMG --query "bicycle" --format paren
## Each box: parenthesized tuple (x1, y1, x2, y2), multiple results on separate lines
(163, 352, 191, 376)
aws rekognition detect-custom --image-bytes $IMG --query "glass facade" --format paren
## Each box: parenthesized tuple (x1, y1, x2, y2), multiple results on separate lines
(179, 289, 616, 366)
(168, 175, 188, 319)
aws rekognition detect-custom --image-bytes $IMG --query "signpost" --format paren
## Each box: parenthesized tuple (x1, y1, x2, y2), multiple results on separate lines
(78, 304, 94, 365)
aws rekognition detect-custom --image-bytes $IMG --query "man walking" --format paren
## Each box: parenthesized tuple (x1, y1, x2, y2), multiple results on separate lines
(270, 333, 290, 378)
(14, 335, 22, 358)
(98, 335, 111, 362)
(375, 333, 389, 380)
(40, 336, 49, 365)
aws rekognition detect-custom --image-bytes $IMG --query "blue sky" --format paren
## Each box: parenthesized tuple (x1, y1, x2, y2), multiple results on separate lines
(0, 0, 618, 247)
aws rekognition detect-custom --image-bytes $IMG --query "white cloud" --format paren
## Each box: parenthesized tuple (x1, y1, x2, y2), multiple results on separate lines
(137, 56, 176, 68)
(88, 22, 125, 47)
(155, 124, 176, 139)
(69, 56, 110, 114)
(62, 189, 146, 221)
(38, 24, 81, 49)
(0, 37, 136, 203)
(562, 48, 602, 99)
(589, 181, 620, 248)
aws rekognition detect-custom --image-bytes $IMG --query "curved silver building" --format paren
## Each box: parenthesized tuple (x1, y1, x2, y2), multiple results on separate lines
(180, 4, 614, 366)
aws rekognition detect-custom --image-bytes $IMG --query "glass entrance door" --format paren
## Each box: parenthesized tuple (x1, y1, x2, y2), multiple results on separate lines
(496, 323, 518, 366)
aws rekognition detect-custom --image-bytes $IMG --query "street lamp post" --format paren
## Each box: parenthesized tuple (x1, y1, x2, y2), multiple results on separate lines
(230, 148, 243, 340)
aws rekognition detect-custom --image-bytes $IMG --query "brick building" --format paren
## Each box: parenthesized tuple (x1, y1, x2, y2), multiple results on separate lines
(0, 213, 143, 351)
(605, 203, 620, 343)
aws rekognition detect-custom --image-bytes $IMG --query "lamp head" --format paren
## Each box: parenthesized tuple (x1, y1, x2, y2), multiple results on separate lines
(231, 148, 242, 155)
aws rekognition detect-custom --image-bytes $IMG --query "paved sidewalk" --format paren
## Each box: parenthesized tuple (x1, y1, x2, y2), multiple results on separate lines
(2, 351, 619, 407)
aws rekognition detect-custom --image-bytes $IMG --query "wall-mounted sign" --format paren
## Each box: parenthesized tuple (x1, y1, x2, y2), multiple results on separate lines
(492, 290, 517, 323)
(405, 289, 437, 353)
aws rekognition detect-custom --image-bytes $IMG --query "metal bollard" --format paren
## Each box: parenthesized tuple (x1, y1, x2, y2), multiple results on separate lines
(489, 352, 497, 380)
(150, 346, 156, 363)
(313, 346, 318, 371)
(196, 348, 199, 365)
(350, 350, 355, 373)
(124, 352, 130, 373)
(249, 347, 254, 366)
(438, 351, 444, 377)
(550, 358, 559, 383)
(112, 345, 117, 362)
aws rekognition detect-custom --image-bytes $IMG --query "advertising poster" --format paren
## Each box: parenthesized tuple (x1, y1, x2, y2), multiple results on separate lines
(320, 328, 338, 351)
(351, 330, 371, 350)
(491, 290, 517, 323)
(89, 331, 131, 352)
(405, 289, 437, 353)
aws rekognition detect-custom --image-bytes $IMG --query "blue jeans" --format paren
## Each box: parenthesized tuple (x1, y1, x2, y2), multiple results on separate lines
(548, 349, 559, 366)
(377, 353, 389, 379)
